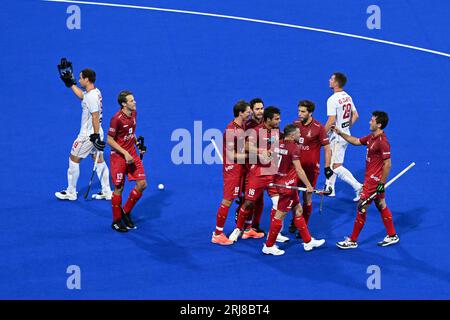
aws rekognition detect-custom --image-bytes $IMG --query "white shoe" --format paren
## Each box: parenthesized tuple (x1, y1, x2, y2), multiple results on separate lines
(336, 237, 358, 249)
(92, 191, 113, 200)
(276, 233, 290, 243)
(55, 190, 77, 201)
(377, 234, 400, 247)
(303, 237, 325, 251)
(353, 184, 363, 202)
(228, 228, 242, 242)
(262, 244, 285, 256)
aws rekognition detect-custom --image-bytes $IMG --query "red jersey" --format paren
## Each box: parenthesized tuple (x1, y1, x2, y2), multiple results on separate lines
(248, 123, 280, 176)
(359, 132, 391, 183)
(245, 117, 263, 130)
(223, 120, 246, 177)
(108, 110, 138, 157)
(294, 118, 329, 166)
(274, 140, 302, 185)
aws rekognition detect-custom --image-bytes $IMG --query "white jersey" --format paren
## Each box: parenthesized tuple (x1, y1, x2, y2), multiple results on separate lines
(327, 90, 357, 141)
(78, 88, 103, 138)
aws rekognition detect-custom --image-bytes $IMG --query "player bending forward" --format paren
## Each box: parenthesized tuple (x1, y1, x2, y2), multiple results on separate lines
(333, 111, 400, 249)
(107, 91, 147, 232)
(263, 125, 325, 255)
(55, 59, 112, 201)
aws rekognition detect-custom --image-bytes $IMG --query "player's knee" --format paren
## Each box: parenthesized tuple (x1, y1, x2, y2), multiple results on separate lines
(243, 200, 254, 210)
(275, 210, 286, 220)
(222, 199, 232, 207)
(375, 199, 386, 211)
(136, 180, 147, 192)
(332, 163, 342, 170)
(114, 184, 124, 194)
(70, 155, 81, 163)
(294, 205, 303, 217)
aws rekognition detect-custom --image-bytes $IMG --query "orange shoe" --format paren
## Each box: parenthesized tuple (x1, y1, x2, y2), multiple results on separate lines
(211, 232, 234, 245)
(242, 228, 265, 239)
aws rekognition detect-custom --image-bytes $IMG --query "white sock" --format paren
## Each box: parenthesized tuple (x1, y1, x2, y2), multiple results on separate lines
(67, 159, 80, 194)
(96, 161, 111, 193)
(333, 166, 362, 191)
(325, 173, 337, 189)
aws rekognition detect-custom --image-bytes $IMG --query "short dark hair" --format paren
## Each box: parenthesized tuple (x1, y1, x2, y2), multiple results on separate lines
(372, 111, 389, 129)
(118, 90, 133, 108)
(81, 68, 96, 83)
(298, 100, 315, 113)
(249, 98, 264, 110)
(233, 100, 250, 117)
(284, 124, 298, 137)
(264, 106, 280, 121)
(333, 72, 347, 88)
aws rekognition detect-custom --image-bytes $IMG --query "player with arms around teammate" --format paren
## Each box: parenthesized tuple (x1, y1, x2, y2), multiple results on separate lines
(212, 100, 251, 245)
(108, 91, 148, 232)
(324, 72, 363, 201)
(55, 60, 112, 201)
(333, 111, 399, 249)
(263, 125, 326, 255)
(291, 100, 332, 227)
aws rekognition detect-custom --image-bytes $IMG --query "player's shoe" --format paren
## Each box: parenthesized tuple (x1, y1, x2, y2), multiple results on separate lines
(55, 190, 77, 201)
(325, 185, 335, 197)
(276, 233, 290, 243)
(121, 210, 136, 230)
(111, 220, 128, 233)
(92, 191, 112, 200)
(377, 234, 400, 247)
(303, 238, 325, 252)
(242, 228, 265, 239)
(262, 244, 285, 256)
(251, 224, 266, 236)
(228, 228, 242, 242)
(211, 232, 233, 245)
(353, 184, 363, 202)
(336, 237, 358, 249)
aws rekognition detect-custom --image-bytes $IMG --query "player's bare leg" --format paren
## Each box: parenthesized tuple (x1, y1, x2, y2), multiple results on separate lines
(111, 184, 128, 232)
(374, 198, 399, 247)
(331, 163, 363, 201)
(90, 152, 112, 200)
(212, 199, 234, 245)
(121, 179, 147, 230)
(230, 200, 254, 242)
(292, 205, 325, 251)
(55, 154, 82, 201)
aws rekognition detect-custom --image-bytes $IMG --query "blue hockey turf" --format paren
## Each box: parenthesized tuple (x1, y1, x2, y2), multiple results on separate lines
(0, 0, 449, 299)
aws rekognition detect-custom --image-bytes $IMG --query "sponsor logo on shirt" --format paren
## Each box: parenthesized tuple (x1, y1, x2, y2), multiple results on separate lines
(370, 174, 381, 182)
(225, 165, 235, 172)
(274, 147, 288, 155)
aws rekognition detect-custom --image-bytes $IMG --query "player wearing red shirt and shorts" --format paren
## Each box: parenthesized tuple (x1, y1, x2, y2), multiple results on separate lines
(211, 100, 251, 245)
(107, 91, 147, 233)
(262, 124, 326, 255)
(229, 107, 282, 243)
(292, 100, 331, 225)
(334, 111, 399, 249)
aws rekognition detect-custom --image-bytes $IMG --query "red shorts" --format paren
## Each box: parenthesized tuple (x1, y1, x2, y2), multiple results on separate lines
(110, 152, 146, 186)
(245, 172, 277, 201)
(298, 163, 319, 188)
(277, 189, 300, 212)
(223, 176, 244, 201)
(360, 181, 385, 202)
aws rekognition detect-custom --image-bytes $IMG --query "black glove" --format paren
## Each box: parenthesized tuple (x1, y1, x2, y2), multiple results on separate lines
(376, 183, 385, 194)
(89, 133, 106, 151)
(57, 58, 76, 87)
(324, 167, 334, 179)
(136, 136, 146, 159)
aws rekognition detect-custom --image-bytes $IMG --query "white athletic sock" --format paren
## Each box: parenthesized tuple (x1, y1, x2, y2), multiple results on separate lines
(96, 161, 111, 193)
(333, 166, 362, 191)
(67, 159, 80, 194)
(325, 173, 337, 189)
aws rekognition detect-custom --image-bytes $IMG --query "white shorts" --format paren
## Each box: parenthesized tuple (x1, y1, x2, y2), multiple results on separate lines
(70, 133, 103, 159)
(330, 138, 348, 165)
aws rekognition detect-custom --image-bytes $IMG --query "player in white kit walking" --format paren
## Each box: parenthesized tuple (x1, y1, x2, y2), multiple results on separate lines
(55, 59, 112, 201)
(324, 72, 363, 201)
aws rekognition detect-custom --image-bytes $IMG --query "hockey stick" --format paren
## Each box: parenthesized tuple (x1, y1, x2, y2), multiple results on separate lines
(268, 183, 332, 195)
(211, 138, 224, 163)
(319, 184, 326, 213)
(84, 151, 101, 199)
(358, 162, 415, 211)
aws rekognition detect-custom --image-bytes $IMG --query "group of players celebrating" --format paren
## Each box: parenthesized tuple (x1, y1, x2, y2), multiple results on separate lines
(54, 58, 147, 233)
(212, 72, 400, 255)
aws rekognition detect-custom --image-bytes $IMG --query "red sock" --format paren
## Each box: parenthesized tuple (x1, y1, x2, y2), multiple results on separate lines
(350, 210, 367, 242)
(251, 196, 264, 228)
(294, 215, 312, 243)
(111, 193, 122, 222)
(215, 204, 230, 235)
(270, 208, 276, 221)
(236, 206, 251, 230)
(380, 207, 396, 236)
(123, 189, 142, 214)
(266, 217, 283, 247)
(302, 203, 312, 225)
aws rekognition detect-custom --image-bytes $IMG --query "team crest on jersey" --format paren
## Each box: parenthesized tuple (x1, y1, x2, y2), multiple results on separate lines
(307, 130, 312, 138)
